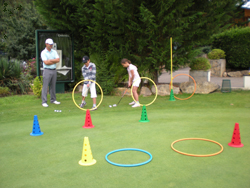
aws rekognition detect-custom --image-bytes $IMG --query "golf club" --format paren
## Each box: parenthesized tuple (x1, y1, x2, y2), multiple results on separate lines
(113, 87, 129, 107)
(79, 84, 89, 106)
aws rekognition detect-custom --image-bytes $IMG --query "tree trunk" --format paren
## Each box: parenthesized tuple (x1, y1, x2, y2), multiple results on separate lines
(153, 70, 158, 85)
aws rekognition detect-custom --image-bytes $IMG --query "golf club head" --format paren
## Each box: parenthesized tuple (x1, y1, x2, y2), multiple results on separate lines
(113, 104, 117, 107)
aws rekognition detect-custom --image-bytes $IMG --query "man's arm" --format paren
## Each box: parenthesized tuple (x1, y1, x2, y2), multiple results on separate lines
(43, 58, 60, 65)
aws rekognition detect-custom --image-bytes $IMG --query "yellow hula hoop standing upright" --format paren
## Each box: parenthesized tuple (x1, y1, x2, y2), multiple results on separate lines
(72, 80, 103, 111)
(131, 77, 158, 107)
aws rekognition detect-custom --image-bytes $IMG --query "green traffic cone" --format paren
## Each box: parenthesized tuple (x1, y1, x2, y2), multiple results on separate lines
(139, 105, 150, 122)
(169, 89, 176, 101)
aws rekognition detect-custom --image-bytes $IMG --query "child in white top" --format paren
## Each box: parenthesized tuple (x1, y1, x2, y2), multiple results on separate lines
(121, 58, 141, 107)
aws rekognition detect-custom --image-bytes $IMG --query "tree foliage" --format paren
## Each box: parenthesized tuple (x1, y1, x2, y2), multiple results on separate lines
(0, 0, 47, 60)
(35, 0, 243, 83)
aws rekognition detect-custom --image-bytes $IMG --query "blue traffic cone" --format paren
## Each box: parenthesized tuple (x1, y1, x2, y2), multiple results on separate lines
(30, 115, 43, 136)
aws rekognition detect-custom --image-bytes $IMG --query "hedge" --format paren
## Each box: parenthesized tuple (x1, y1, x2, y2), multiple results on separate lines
(211, 27, 250, 70)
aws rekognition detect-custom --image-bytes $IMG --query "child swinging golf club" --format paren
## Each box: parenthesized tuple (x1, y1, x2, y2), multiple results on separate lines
(121, 58, 141, 108)
(80, 56, 97, 111)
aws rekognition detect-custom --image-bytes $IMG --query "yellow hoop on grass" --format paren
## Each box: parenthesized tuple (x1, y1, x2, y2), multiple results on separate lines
(72, 80, 103, 111)
(171, 138, 223, 157)
(131, 77, 158, 107)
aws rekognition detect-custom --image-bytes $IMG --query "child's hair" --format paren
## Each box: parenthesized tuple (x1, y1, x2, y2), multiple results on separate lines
(121, 58, 131, 64)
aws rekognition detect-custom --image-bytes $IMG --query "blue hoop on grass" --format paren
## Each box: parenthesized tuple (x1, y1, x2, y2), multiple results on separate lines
(105, 148, 152, 167)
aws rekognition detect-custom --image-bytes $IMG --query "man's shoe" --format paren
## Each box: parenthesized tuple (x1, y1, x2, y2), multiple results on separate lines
(129, 101, 135, 105)
(42, 103, 48, 107)
(52, 101, 60, 104)
(132, 103, 140, 108)
(80, 101, 86, 108)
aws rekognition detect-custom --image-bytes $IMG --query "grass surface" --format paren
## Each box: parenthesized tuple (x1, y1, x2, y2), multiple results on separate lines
(0, 91, 250, 188)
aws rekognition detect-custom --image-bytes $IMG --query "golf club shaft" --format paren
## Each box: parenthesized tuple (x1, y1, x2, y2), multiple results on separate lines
(84, 84, 89, 97)
(117, 87, 128, 105)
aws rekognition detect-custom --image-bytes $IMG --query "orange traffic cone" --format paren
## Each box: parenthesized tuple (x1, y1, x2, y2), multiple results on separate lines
(228, 123, 244, 148)
(83, 110, 94, 129)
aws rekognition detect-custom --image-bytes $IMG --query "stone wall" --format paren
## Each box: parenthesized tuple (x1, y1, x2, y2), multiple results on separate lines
(189, 70, 211, 82)
(209, 59, 226, 77)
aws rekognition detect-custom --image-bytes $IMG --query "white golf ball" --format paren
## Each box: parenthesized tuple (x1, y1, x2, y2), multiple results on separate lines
(109, 105, 112, 108)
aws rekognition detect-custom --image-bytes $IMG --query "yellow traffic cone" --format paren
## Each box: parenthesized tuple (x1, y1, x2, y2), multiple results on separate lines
(79, 137, 96, 166)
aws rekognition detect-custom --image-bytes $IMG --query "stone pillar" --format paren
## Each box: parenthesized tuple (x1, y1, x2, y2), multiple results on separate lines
(209, 59, 226, 77)
(189, 70, 211, 82)
(243, 76, 250, 89)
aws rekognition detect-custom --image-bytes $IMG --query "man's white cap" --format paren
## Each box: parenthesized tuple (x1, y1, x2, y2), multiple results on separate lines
(45, 38, 53, 45)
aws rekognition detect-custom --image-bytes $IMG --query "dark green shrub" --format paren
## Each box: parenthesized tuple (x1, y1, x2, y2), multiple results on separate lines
(208, 49, 226, 59)
(32, 76, 43, 98)
(201, 46, 212, 54)
(0, 87, 10, 97)
(0, 57, 21, 80)
(6, 74, 31, 94)
(0, 57, 31, 94)
(190, 57, 211, 71)
(211, 27, 250, 69)
(90, 52, 124, 95)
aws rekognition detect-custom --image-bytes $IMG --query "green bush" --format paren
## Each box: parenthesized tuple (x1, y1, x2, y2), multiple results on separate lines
(32, 76, 43, 98)
(0, 57, 21, 80)
(211, 27, 250, 69)
(190, 57, 211, 71)
(201, 46, 212, 54)
(0, 87, 10, 97)
(0, 57, 31, 94)
(208, 49, 226, 59)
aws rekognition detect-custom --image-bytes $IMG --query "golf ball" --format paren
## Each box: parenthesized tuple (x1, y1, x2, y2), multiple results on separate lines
(109, 105, 112, 108)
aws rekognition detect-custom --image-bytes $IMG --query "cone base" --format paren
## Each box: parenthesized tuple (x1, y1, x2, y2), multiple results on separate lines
(228, 143, 244, 148)
(169, 98, 176, 101)
(82, 125, 95, 129)
(30, 132, 44, 136)
(139, 120, 150, 122)
(78, 159, 96, 166)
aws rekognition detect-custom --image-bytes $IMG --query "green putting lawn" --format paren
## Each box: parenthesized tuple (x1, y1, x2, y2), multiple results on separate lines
(0, 91, 250, 188)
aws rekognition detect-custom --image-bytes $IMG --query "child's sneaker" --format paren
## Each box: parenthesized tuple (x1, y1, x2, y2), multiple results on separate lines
(80, 101, 86, 108)
(132, 103, 140, 108)
(129, 101, 135, 105)
(91, 106, 97, 111)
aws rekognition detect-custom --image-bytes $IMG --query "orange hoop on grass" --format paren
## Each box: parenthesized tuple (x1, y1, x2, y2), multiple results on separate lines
(171, 138, 223, 157)
(169, 73, 196, 100)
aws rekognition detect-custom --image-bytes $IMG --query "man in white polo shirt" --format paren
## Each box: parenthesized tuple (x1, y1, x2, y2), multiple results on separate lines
(41, 38, 60, 107)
